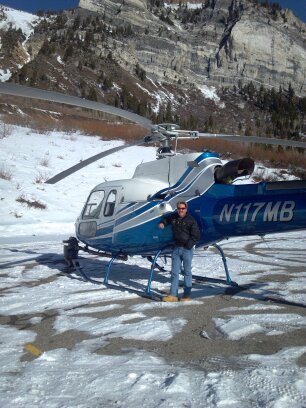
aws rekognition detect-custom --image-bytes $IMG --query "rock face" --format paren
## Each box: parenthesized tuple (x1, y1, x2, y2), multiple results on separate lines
(219, 5, 306, 95)
(79, 0, 306, 96)
(0, 5, 40, 77)
(80, 0, 147, 13)
(1, 1, 305, 136)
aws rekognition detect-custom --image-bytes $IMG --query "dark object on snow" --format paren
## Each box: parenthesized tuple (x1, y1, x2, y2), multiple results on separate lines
(63, 236, 79, 267)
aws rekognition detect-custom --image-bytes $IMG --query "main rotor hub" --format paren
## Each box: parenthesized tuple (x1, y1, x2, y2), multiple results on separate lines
(151, 123, 199, 159)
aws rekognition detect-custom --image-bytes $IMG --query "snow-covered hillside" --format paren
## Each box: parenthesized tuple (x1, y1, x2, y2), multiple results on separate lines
(0, 5, 38, 37)
(0, 5, 40, 81)
(0, 124, 156, 237)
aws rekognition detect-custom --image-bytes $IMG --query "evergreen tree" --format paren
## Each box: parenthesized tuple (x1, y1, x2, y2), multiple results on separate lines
(63, 44, 73, 61)
(88, 87, 98, 101)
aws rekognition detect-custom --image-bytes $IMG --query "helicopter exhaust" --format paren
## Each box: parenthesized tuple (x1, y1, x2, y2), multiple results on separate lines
(214, 158, 255, 184)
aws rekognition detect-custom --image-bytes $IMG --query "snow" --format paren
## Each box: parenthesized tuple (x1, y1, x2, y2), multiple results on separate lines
(56, 55, 64, 65)
(214, 313, 306, 340)
(0, 68, 11, 81)
(196, 83, 226, 108)
(198, 84, 220, 101)
(165, 2, 203, 10)
(0, 126, 156, 237)
(0, 6, 39, 39)
(137, 78, 180, 113)
(0, 6, 41, 81)
(1, 122, 306, 407)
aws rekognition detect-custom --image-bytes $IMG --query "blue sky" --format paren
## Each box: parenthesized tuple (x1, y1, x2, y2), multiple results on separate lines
(0, 0, 79, 13)
(261, 0, 306, 22)
(0, 0, 305, 22)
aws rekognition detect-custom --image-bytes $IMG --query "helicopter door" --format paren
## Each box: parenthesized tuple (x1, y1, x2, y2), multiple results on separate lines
(103, 189, 117, 218)
(100, 189, 119, 243)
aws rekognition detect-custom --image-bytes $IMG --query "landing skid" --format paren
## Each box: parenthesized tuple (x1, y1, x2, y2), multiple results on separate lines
(63, 238, 238, 298)
(66, 259, 164, 300)
(191, 274, 238, 286)
(143, 244, 238, 295)
(211, 243, 238, 287)
(65, 259, 240, 300)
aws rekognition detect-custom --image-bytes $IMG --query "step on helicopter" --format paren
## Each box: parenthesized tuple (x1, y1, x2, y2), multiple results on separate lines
(45, 119, 306, 298)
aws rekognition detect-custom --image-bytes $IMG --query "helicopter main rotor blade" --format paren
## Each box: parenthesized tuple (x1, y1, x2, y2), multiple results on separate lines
(0, 83, 152, 129)
(198, 133, 306, 149)
(45, 133, 161, 184)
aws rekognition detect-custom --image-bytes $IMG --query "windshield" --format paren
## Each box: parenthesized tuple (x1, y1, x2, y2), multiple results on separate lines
(82, 190, 105, 219)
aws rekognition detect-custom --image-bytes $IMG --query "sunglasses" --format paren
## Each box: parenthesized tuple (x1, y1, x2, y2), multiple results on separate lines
(177, 207, 186, 210)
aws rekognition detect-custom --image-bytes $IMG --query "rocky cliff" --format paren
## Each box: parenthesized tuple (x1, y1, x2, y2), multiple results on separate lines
(79, 0, 306, 96)
(0, 1, 305, 137)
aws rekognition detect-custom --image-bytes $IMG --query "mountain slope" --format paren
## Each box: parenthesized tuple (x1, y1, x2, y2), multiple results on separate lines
(0, 5, 41, 79)
(0, 1, 305, 137)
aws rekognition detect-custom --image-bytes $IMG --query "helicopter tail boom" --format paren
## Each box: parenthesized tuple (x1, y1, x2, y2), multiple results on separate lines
(210, 180, 306, 240)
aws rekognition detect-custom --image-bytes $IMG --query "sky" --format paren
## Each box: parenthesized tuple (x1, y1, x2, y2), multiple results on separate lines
(262, 0, 306, 22)
(0, 0, 305, 22)
(0, 122, 306, 406)
(0, 0, 79, 13)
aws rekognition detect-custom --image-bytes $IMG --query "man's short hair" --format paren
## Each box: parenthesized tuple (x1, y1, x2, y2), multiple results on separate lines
(177, 201, 188, 209)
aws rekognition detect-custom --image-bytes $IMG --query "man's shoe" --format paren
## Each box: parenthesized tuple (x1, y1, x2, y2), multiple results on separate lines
(162, 295, 179, 302)
(180, 296, 192, 302)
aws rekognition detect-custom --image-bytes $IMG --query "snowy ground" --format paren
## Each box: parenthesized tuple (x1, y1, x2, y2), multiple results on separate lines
(1, 124, 306, 407)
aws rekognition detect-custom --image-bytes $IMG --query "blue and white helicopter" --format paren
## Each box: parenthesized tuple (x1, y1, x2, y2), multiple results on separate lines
(46, 123, 306, 297)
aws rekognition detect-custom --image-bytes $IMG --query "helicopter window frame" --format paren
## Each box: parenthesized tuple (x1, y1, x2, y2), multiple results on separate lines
(104, 189, 117, 217)
(82, 190, 105, 220)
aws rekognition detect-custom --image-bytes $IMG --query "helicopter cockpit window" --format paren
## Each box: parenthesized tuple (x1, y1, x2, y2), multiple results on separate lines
(104, 190, 117, 217)
(82, 190, 105, 219)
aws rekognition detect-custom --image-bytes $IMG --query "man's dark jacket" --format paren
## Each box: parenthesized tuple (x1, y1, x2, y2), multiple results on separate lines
(161, 212, 200, 249)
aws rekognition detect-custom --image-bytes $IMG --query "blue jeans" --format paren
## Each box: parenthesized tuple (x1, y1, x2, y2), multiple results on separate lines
(170, 246, 193, 297)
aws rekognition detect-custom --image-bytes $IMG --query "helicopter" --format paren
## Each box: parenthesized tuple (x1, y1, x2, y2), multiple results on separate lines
(45, 122, 306, 297)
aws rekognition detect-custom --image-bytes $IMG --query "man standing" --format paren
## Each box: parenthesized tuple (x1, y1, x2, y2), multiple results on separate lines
(158, 201, 200, 302)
